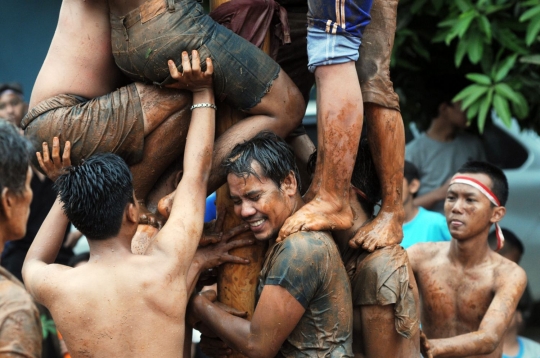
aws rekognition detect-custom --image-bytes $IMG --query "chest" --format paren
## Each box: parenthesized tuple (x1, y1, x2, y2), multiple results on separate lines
(417, 266, 495, 330)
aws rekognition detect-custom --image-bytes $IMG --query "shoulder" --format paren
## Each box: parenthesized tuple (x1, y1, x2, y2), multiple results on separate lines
(275, 231, 337, 267)
(493, 255, 527, 290)
(407, 241, 448, 268)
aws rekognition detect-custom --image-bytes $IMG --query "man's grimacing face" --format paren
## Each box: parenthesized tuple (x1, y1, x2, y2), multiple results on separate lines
(228, 161, 296, 241)
(444, 172, 500, 240)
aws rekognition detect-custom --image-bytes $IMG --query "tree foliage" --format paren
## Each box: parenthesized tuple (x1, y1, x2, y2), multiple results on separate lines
(392, 0, 540, 133)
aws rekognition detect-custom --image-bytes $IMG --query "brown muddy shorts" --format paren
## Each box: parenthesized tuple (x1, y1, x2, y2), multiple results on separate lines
(21, 84, 144, 166)
(343, 245, 419, 339)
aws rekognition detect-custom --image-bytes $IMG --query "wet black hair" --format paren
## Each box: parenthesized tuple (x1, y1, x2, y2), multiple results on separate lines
(55, 153, 134, 241)
(68, 252, 90, 267)
(490, 228, 524, 256)
(404, 160, 420, 183)
(456, 161, 509, 206)
(222, 131, 301, 191)
(0, 119, 32, 197)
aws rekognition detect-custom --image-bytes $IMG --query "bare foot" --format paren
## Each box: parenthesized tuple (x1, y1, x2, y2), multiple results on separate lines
(138, 200, 164, 228)
(349, 207, 404, 252)
(157, 190, 175, 219)
(132, 224, 160, 255)
(278, 193, 354, 241)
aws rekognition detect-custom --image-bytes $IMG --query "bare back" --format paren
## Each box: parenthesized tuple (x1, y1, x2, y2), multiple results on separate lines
(44, 255, 187, 357)
(409, 241, 526, 358)
(30, 0, 125, 108)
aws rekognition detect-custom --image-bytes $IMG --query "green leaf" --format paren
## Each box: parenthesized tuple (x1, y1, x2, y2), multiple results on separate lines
(493, 93, 512, 127)
(457, 11, 476, 38)
(477, 88, 493, 133)
(520, 54, 540, 65)
(526, 16, 540, 46)
(494, 83, 521, 104)
(462, 85, 490, 109)
(466, 73, 492, 85)
(145, 48, 153, 59)
(511, 92, 530, 119)
(455, 36, 470, 67)
(494, 28, 529, 54)
(495, 54, 518, 82)
(40, 314, 57, 339)
(519, 5, 540, 22)
(477, 16, 492, 43)
(453, 84, 487, 102)
(467, 100, 481, 120)
(455, 0, 472, 12)
(411, 0, 428, 14)
(467, 32, 484, 64)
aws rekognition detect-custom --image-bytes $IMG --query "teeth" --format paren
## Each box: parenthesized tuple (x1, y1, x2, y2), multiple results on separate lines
(249, 219, 264, 227)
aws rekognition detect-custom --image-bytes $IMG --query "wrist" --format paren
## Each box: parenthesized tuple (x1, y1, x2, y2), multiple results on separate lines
(192, 88, 214, 102)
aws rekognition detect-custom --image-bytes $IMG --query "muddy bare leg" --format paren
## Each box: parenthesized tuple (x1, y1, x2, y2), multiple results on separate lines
(132, 83, 191, 225)
(158, 69, 305, 218)
(278, 62, 361, 238)
(350, 104, 405, 250)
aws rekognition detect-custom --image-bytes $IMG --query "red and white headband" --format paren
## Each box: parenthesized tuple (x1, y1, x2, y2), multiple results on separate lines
(449, 175, 504, 251)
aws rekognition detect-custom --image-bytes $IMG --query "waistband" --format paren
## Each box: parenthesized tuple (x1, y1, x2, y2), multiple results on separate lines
(110, 0, 179, 29)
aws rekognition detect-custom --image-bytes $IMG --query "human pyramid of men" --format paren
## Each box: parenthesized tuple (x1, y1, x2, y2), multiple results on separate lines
(0, 0, 527, 356)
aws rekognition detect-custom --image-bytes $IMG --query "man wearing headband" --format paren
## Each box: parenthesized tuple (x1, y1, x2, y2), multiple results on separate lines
(407, 161, 527, 357)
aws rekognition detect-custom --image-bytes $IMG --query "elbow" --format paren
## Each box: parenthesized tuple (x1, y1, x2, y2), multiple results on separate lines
(478, 332, 500, 354)
(241, 340, 279, 358)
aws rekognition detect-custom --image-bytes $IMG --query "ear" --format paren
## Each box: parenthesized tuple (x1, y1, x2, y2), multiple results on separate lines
(280, 171, 298, 197)
(1, 188, 14, 220)
(409, 179, 421, 195)
(490, 206, 506, 224)
(126, 202, 139, 224)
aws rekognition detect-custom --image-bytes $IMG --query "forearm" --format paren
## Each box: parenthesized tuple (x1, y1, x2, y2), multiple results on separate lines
(183, 88, 215, 183)
(196, 298, 262, 358)
(25, 198, 68, 265)
(186, 256, 204, 295)
(430, 331, 498, 357)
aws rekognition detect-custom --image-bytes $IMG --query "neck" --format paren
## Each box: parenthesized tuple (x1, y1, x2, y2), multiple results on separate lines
(427, 117, 458, 142)
(503, 330, 520, 356)
(403, 197, 419, 223)
(87, 232, 134, 262)
(448, 229, 492, 268)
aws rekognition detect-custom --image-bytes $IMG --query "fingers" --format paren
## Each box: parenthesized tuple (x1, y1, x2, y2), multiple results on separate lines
(167, 59, 181, 80)
(205, 57, 214, 75)
(222, 223, 249, 242)
(36, 152, 45, 173)
(225, 238, 254, 253)
(190, 50, 201, 73)
(62, 141, 72, 167)
(181, 51, 191, 77)
(52, 137, 61, 165)
(41, 141, 51, 166)
(223, 254, 250, 265)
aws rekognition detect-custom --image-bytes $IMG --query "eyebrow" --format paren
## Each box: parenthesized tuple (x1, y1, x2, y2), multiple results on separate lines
(229, 190, 262, 200)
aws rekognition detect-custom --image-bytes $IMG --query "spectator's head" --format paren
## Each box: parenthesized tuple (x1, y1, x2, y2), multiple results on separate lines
(223, 131, 301, 241)
(445, 161, 508, 241)
(68, 252, 90, 268)
(55, 153, 136, 241)
(0, 120, 33, 242)
(425, 76, 469, 130)
(0, 83, 27, 127)
(350, 137, 381, 216)
(491, 228, 523, 263)
(403, 161, 420, 206)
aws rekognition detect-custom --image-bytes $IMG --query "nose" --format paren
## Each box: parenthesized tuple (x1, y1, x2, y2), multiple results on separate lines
(240, 201, 256, 219)
(451, 198, 464, 214)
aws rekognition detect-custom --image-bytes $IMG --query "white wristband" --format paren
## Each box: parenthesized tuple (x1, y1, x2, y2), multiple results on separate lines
(190, 103, 217, 111)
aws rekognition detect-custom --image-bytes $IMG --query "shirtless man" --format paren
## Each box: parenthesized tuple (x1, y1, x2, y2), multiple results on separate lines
(0, 120, 41, 357)
(407, 161, 527, 357)
(22, 0, 304, 224)
(191, 131, 353, 357)
(22, 56, 217, 356)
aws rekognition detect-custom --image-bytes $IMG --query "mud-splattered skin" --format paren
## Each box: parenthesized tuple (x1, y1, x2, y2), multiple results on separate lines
(407, 173, 527, 357)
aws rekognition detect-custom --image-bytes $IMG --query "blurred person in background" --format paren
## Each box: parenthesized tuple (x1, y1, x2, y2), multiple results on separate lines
(0, 83, 27, 127)
(401, 161, 450, 249)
